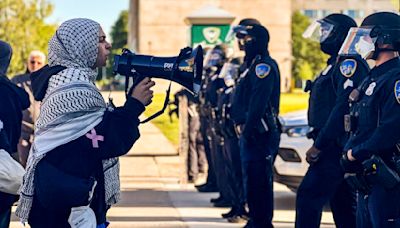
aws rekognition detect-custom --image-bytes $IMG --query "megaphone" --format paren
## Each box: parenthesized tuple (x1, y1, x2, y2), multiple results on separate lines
(113, 45, 203, 96)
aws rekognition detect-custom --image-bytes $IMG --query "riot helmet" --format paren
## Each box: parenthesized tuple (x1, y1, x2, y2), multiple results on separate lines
(218, 58, 241, 87)
(225, 18, 261, 50)
(303, 14, 357, 55)
(339, 12, 400, 59)
(203, 45, 227, 70)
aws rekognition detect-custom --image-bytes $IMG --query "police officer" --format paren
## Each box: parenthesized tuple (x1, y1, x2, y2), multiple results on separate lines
(230, 24, 281, 228)
(295, 14, 370, 228)
(217, 59, 248, 223)
(197, 45, 234, 207)
(340, 12, 400, 228)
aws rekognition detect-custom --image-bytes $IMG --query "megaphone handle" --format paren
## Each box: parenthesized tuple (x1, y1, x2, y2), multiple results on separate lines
(126, 74, 146, 98)
(139, 47, 191, 124)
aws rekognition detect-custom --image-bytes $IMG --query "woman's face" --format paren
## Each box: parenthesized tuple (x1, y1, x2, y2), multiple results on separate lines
(94, 27, 111, 68)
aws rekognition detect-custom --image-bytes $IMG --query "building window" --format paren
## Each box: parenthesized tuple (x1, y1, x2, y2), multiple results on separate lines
(343, 9, 364, 18)
(303, 9, 318, 18)
(321, 10, 332, 17)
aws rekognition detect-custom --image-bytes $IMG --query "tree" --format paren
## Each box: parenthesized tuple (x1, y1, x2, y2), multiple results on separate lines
(391, 0, 399, 11)
(106, 10, 128, 77)
(291, 11, 328, 84)
(0, 0, 57, 77)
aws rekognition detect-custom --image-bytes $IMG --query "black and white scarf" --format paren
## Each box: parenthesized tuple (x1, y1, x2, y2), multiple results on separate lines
(16, 18, 121, 222)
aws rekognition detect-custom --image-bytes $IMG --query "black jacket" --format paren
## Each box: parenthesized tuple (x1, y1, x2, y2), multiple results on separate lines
(0, 76, 30, 153)
(0, 76, 30, 211)
(28, 96, 145, 227)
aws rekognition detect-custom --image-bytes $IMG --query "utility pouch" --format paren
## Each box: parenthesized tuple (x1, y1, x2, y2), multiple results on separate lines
(362, 155, 400, 190)
(348, 88, 360, 103)
(344, 114, 357, 133)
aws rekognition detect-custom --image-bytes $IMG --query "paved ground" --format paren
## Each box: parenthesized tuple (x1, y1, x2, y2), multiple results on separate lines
(10, 91, 335, 227)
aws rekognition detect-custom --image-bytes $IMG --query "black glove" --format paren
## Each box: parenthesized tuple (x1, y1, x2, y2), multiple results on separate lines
(306, 146, 321, 165)
(340, 153, 362, 173)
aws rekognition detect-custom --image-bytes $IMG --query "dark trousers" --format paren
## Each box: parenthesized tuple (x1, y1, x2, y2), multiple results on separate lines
(210, 128, 231, 201)
(356, 184, 400, 228)
(295, 146, 356, 228)
(223, 136, 245, 208)
(188, 114, 207, 179)
(0, 208, 11, 228)
(0, 192, 18, 228)
(200, 116, 217, 186)
(240, 131, 279, 228)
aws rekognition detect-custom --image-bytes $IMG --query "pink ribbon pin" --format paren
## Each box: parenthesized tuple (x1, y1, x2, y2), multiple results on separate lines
(86, 129, 104, 148)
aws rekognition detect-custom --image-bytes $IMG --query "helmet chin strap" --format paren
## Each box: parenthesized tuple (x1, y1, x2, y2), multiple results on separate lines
(371, 47, 398, 60)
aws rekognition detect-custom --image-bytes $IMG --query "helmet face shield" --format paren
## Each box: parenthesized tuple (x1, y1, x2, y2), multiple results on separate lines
(338, 27, 376, 59)
(303, 19, 335, 43)
(225, 25, 249, 42)
(203, 49, 224, 68)
(218, 62, 239, 87)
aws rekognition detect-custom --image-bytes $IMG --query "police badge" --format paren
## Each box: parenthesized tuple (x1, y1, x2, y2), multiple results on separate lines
(340, 59, 357, 78)
(395, 80, 400, 104)
(255, 63, 271, 79)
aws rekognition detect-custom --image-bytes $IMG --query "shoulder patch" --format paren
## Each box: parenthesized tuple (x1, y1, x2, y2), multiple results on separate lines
(255, 63, 271, 79)
(340, 59, 357, 78)
(395, 80, 400, 104)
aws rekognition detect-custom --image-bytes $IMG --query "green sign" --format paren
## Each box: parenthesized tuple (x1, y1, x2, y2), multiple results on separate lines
(191, 25, 231, 48)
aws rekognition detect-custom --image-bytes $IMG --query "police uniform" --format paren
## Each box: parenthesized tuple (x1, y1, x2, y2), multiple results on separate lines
(231, 54, 281, 228)
(344, 57, 400, 228)
(295, 55, 369, 228)
(218, 82, 247, 220)
(203, 69, 233, 205)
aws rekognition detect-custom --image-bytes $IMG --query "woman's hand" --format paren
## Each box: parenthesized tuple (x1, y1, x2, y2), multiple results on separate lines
(131, 77, 155, 106)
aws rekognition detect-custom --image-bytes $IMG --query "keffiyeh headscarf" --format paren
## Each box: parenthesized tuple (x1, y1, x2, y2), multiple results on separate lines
(16, 18, 121, 222)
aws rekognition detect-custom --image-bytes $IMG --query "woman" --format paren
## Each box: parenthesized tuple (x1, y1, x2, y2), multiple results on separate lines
(16, 18, 154, 227)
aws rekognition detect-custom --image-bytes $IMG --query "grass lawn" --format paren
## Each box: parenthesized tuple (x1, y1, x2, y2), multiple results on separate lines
(145, 91, 309, 146)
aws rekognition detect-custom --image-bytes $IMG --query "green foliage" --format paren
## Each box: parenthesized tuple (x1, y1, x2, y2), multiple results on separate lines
(280, 91, 309, 114)
(292, 11, 328, 82)
(298, 61, 313, 80)
(106, 10, 128, 77)
(144, 93, 179, 146)
(0, 0, 57, 77)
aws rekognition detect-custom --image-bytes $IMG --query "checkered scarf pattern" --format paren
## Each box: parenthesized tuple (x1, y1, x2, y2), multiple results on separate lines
(16, 18, 121, 222)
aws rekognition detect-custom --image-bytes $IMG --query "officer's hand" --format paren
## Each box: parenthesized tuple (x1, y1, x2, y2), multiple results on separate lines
(340, 152, 361, 173)
(306, 146, 321, 164)
(131, 77, 155, 106)
(347, 149, 356, 161)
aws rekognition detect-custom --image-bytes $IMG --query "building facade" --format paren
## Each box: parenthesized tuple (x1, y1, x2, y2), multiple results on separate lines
(293, 0, 397, 23)
(128, 0, 397, 92)
(128, 0, 293, 92)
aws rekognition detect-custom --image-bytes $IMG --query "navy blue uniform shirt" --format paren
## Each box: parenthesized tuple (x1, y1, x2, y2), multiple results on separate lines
(231, 55, 280, 139)
(313, 56, 370, 150)
(344, 57, 400, 161)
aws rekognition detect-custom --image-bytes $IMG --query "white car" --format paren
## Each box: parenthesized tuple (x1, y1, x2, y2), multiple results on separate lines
(274, 110, 312, 192)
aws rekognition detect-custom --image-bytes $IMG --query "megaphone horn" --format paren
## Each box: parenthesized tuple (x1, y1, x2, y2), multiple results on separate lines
(113, 45, 203, 96)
